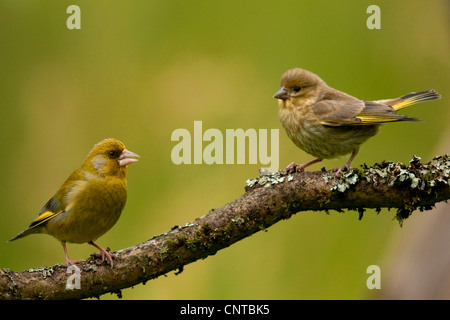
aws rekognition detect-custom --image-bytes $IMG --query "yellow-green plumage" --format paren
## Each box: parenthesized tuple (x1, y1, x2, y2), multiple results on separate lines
(9, 138, 139, 267)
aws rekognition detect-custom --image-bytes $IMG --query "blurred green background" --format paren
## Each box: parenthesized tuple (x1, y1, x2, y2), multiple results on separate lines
(1, 0, 449, 299)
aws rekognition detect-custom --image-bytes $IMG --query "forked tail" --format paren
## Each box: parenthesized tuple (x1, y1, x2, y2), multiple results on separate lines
(392, 89, 441, 111)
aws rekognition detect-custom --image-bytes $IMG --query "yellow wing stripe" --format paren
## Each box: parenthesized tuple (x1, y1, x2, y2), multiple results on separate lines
(357, 115, 406, 124)
(29, 210, 63, 228)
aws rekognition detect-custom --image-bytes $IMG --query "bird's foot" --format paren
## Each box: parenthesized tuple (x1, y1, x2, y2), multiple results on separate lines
(285, 162, 301, 173)
(89, 241, 116, 267)
(285, 158, 323, 173)
(334, 150, 358, 177)
(65, 257, 82, 267)
(334, 164, 351, 177)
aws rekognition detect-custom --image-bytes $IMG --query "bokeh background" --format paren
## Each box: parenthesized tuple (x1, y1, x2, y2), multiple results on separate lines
(1, 0, 449, 299)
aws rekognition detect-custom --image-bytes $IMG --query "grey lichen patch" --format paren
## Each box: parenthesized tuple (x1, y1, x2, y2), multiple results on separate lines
(323, 170, 360, 192)
(42, 268, 54, 279)
(159, 245, 170, 260)
(231, 217, 246, 226)
(326, 155, 450, 193)
(25, 267, 56, 280)
(367, 155, 449, 223)
(320, 155, 450, 223)
(1, 268, 19, 299)
(363, 158, 418, 188)
(365, 155, 450, 191)
(245, 169, 293, 190)
(176, 222, 195, 230)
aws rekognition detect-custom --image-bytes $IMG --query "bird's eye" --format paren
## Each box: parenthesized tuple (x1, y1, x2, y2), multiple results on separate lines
(293, 86, 301, 92)
(109, 150, 117, 157)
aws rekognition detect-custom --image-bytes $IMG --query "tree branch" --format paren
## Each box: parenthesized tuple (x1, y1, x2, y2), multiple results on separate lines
(1, 155, 449, 300)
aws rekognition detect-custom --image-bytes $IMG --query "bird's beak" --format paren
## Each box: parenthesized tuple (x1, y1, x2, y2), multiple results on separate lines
(273, 87, 289, 101)
(119, 149, 140, 167)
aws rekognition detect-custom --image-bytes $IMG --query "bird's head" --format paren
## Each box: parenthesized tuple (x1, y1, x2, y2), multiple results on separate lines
(83, 138, 140, 177)
(273, 68, 326, 108)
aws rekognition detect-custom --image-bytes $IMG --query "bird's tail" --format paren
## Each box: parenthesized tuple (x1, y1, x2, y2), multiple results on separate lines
(8, 228, 37, 242)
(390, 89, 441, 111)
(8, 210, 57, 242)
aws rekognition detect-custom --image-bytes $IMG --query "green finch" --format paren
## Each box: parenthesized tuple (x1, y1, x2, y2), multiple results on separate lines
(274, 68, 441, 175)
(10, 138, 139, 267)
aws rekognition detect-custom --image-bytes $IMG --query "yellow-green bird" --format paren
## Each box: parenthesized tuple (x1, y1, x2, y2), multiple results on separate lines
(10, 138, 139, 267)
(274, 68, 441, 175)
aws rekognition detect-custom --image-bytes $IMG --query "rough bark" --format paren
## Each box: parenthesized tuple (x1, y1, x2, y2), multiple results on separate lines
(1, 155, 449, 300)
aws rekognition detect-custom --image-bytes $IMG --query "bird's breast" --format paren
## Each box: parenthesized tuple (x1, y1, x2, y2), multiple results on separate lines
(279, 103, 321, 150)
(45, 176, 128, 243)
(279, 104, 376, 159)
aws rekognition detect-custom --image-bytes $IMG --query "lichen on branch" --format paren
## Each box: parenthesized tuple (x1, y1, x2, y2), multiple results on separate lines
(1, 155, 449, 300)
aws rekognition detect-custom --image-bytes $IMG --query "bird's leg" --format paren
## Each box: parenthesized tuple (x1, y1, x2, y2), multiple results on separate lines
(335, 149, 359, 176)
(286, 158, 323, 172)
(61, 241, 80, 266)
(285, 162, 298, 172)
(89, 241, 116, 267)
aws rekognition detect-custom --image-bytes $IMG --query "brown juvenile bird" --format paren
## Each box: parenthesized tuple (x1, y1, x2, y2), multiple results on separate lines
(9, 138, 139, 267)
(274, 68, 440, 175)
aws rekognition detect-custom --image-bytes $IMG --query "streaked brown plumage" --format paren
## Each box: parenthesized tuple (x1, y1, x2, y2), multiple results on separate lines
(274, 68, 441, 174)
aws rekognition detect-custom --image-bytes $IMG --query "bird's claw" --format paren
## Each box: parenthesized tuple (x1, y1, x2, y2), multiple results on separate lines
(285, 162, 301, 173)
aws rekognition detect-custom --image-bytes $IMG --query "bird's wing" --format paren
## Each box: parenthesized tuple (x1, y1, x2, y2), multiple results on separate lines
(313, 99, 366, 126)
(27, 197, 64, 229)
(9, 169, 89, 241)
(318, 100, 417, 126)
(29, 169, 87, 229)
(356, 101, 418, 124)
(8, 195, 65, 241)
